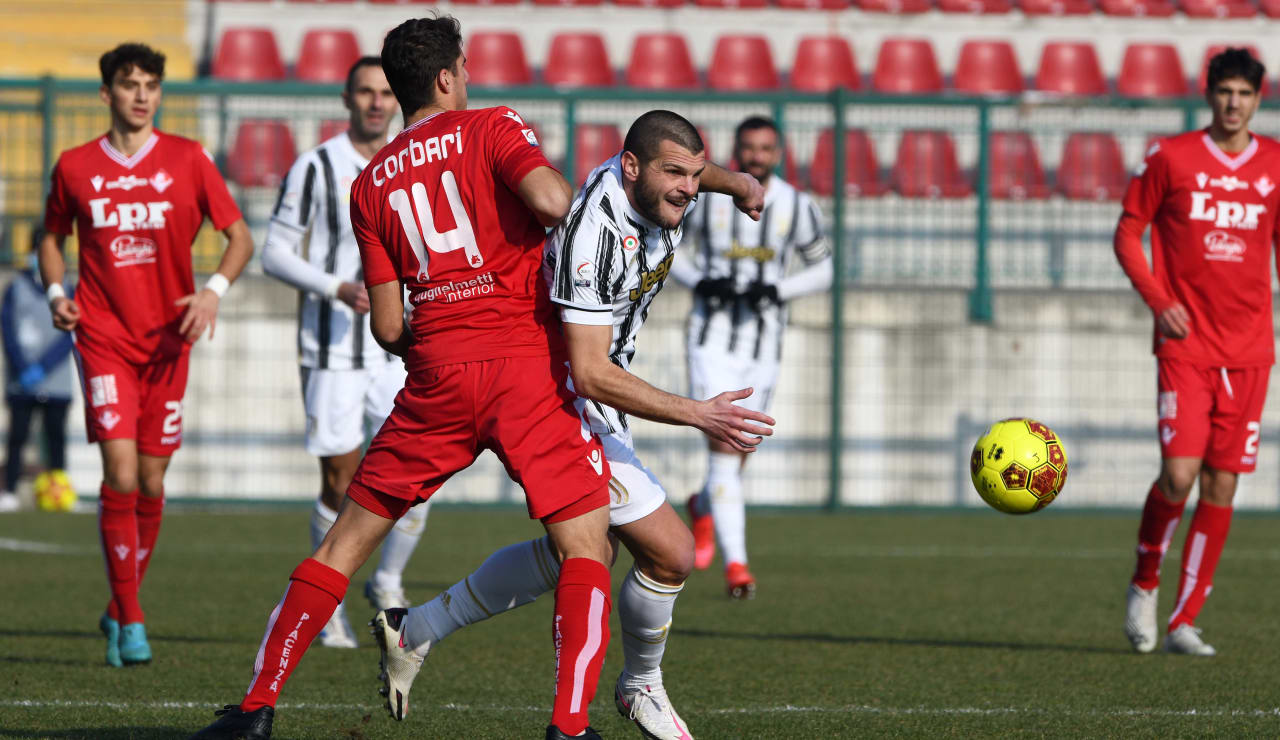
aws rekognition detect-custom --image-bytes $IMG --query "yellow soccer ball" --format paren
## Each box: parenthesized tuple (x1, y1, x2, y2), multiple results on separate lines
(34, 470, 77, 513)
(970, 419, 1068, 515)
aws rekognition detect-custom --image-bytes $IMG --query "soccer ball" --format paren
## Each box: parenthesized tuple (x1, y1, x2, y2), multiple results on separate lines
(34, 470, 77, 513)
(970, 419, 1068, 515)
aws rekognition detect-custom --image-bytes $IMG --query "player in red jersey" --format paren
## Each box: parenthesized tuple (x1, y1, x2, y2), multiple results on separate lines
(189, 18, 758, 740)
(38, 43, 252, 668)
(1116, 48, 1280, 657)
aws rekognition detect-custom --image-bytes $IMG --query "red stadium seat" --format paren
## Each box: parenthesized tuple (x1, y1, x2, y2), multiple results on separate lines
(533, 0, 603, 7)
(809, 129, 886, 197)
(367, 0, 438, 4)
(452, 0, 520, 5)
(872, 38, 942, 94)
(987, 132, 1050, 199)
(790, 37, 860, 92)
(229, 120, 296, 188)
(1263, 0, 1280, 15)
(939, 0, 1013, 12)
(544, 33, 613, 87)
(319, 119, 348, 142)
(1035, 42, 1106, 96)
(572, 125, 623, 186)
(1098, 0, 1175, 15)
(954, 40, 1023, 94)
(857, 0, 933, 11)
(466, 32, 531, 85)
(708, 35, 779, 91)
(1057, 132, 1127, 201)
(695, 0, 768, 7)
(1018, 0, 1094, 14)
(1197, 45, 1268, 95)
(892, 130, 971, 198)
(626, 34, 698, 90)
(295, 30, 361, 83)
(777, 0, 852, 9)
(212, 28, 285, 81)
(1180, 0, 1257, 16)
(286, 0, 355, 3)
(1117, 44, 1188, 98)
(613, 0, 686, 7)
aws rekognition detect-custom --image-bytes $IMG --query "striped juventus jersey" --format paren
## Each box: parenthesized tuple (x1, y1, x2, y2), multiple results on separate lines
(265, 133, 390, 370)
(544, 154, 692, 434)
(680, 175, 829, 361)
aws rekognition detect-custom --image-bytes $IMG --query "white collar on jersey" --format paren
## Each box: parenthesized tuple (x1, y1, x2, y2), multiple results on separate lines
(1200, 132, 1258, 172)
(99, 132, 158, 170)
(332, 128, 373, 169)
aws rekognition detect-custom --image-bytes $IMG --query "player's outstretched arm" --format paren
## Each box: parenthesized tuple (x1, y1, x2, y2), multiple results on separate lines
(563, 321, 774, 453)
(367, 280, 411, 357)
(177, 218, 254, 342)
(698, 163, 763, 221)
(38, 230, 79, 332)
(517, 166, 573, 228)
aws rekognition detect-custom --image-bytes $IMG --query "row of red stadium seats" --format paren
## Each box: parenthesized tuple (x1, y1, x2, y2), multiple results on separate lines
(228, 118, 1138, 201)
(214, 0, 1278, 18)
(213, 28, 1267, 96)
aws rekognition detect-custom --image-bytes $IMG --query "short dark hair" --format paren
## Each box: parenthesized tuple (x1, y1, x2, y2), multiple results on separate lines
(734, 116, 779, 145)
(345, 56, 384, 95)
(99, 43, 165, 86)
(381, 16, 463, 116)
(1205, 48, 1265, 94)
(623, 110, 704, 165)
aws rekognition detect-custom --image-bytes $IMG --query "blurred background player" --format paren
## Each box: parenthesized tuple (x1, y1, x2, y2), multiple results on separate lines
(191, 17, 618, 740)
(369, 110, 768, 740)
(674, 116, 832, 598)
(261, 56, 427, 648)
(39, 43, 253, 667)
(2, 231, 75, 512)
(1116, 48, 1278, 657)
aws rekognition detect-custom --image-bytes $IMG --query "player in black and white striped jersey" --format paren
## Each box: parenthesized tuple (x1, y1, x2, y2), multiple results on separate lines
(260, 58, 428, 647)
(672, 117, 833, 599)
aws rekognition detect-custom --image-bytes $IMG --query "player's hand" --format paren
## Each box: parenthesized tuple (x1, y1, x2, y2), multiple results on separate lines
(743, 282, 780, 310)
(695, 277, 737, 309)
(337, 281, 370, 314)
(731, 172, 765, 222)
(1157, 303, 1190, 339)
(695, 388, 776, 453)
(176, 290, 220, 342)
(50, 296, 80, 331)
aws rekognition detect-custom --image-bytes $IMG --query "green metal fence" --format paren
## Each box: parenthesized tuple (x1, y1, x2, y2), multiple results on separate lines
(6, 78, 1280, 508)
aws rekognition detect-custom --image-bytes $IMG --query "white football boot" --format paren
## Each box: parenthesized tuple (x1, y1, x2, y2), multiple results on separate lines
(365, 579, 410, 611)
(1164, 624, 1216, 657)
(371, 608, 428, 721)
(1124, 584, 1159, 654)
(614, 673, 695, 740)
(318, 602, 359, 648)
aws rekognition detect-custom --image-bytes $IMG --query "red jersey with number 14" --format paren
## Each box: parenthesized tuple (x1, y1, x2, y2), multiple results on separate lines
(1116, 130, 1280, 367)
(351, 106, 562, 372)
(43, 131, 242, 364)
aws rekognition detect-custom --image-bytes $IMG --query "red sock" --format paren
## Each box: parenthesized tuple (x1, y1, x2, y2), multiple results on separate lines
(1131, 483, 1187, 590)
(1168, 501, 1233, 631)
(98, 483, 144, 624)
(550, 558, 612, 735)
(241, 558, 348, 711)
(134, 493, 165, 588)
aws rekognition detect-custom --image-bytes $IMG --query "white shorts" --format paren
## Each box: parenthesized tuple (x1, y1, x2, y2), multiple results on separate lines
(688, 347, 780, 414)
(602, 428, 668, 528)
(300, 362, 408, 457)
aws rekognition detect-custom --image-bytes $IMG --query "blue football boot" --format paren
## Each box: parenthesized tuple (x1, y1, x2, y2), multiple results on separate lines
(119, 622, 152, 665)
(99, 613, 122, 667)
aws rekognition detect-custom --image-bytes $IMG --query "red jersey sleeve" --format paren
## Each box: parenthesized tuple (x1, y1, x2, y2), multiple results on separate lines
(194, 145, 243, 231)
(43, 158, 74, 236)
(1114, 141, 1175, 314)
(351, 182, 398, 288)
(488, 107, 555, 191)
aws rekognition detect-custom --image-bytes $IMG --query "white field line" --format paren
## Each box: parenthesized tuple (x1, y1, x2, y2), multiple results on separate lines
(3, 699, 1280, 718)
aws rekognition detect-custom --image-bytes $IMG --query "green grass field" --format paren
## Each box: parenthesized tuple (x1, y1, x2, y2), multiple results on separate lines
(2, 506, 1279, 739)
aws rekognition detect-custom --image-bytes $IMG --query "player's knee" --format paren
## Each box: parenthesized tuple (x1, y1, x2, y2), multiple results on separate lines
(1200, 469, 1238, 506)
(102, 463, 138, 494)
(1158, 468, 1197, 501)
(637, 531, 694, 585)
(138, 470, 165, 498)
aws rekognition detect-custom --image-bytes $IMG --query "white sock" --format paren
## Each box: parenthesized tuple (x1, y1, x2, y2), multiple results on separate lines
(374, 499, 430, 591)
(618, 566, 683, 686)
(706, 452, 748, 565)
(310, 499, 338, 552)
(404, 536, 559, 656)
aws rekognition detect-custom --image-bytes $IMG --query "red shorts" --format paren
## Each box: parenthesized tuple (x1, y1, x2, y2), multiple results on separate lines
(347, 355, 610, 521)
(1157, 358, 1269, 473)
(73, 337, 190, 457)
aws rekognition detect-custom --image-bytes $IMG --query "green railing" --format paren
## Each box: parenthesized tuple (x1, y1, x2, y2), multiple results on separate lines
(4, 78, 1272, 508)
